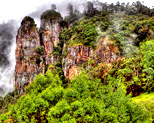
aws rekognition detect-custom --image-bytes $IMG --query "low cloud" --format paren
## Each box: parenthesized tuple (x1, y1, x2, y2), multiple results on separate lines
(0, 20, 18, 96)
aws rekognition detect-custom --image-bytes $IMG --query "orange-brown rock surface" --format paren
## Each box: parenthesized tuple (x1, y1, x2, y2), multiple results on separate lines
(15, 12, 62, 93)
(15, 13, 120, 92)
(62, 37, 120, 79)
(40, 13, 62, 65)
(62, 45, 92, 79)
(94, 36, 120, 65)
(15, 17, 44, 93)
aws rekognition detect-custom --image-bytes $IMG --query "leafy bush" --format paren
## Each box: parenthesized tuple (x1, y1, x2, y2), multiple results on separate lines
(21, 16, 37, 35)
(0, 92, 17, 115)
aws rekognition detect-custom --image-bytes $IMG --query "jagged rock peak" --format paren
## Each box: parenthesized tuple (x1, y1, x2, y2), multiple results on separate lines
(19, 16, 37, 38)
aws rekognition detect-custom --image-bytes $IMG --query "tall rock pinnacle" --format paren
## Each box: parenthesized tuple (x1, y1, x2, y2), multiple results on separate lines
(40, 10, 62, 66)
(15, 17, 44, 93)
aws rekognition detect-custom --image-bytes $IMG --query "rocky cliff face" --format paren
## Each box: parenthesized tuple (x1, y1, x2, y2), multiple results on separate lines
(15, 17, 44, 93)
(62, 45, 92, 79)
(15, 11, 62, 93)
(15, 11, 120, 92)
(94, 36, 120, 64)
(62, 37, 120, 79)
(40, 10, 62, 66)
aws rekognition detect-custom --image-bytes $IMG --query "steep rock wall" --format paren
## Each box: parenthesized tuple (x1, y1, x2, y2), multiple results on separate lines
(94, 36, 120, 64)
(15, 12, 121, 93)
(40, 12, 62, 66)
(15, 17, 44, 93)
(62, 45, 92, 79)
(62, 37, 120, 79)
(15, 11, 62, 93)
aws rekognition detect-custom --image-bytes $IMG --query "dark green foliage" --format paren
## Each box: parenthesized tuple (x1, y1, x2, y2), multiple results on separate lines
(109, 14, 154, 55)
(52, 46, 62, 56)
(34, 46, 44, 55)
(21, 16, 37, 35)
(61, 20, 68, 28)
(64, 11, 81, 25)
(95, 1, 153, 17)
(60, 15, 110, 49)
(134, 18, 154, 45)
(0, 92, 17, 115)
(1, 2, 154, 123)
(84, 1, 98, 18)
(67, 3, 73, 16)
(59, 28, 72, 43)
(51, 41, 66, 85)
(64, 3, 82, 24)
(41, 10, 61, 20)
(21, 16, 35, 26)
(73, 23, 97, 47)
(34, 46, 44, 65)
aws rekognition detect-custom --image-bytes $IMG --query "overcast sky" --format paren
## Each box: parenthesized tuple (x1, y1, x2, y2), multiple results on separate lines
(0, 0, 153, 24)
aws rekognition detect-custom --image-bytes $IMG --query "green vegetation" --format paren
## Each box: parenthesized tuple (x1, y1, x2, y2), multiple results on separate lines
(21, 16, 37, 35)
(107, 40, 154, 96)
(109, 14, 154, 55)
(132, 92, 154, 121)
(0, 92, 17, 115)
(34, 46, 44, 65)
(34, 46, 44, 56)
(60, 15, 110, 49)
(21, 16, 35, 26)
(1, 1, 154, 123)
(41, 10, 61, 20)
(0, 72, 151, 122)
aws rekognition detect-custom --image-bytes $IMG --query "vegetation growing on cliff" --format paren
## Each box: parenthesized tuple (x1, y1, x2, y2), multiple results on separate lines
(60, 15, 110, 49)
(41, 10, 61, 20)
(20, 16, 38, 37)
(103, 40, 154, 96)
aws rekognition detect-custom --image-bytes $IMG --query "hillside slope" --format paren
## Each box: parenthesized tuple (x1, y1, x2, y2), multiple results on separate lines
(1, 1, 154, 122)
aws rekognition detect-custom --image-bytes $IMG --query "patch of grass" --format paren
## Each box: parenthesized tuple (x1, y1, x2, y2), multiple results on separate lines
(132, 92, 154, 104)
(132, 92, 154, 121)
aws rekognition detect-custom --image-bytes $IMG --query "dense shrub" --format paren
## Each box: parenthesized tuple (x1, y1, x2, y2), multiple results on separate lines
(107, 40, 154, 96)
(60, 15, 110, 49)
(41, 10, 61, 20)
(0, 92, 17, 115)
